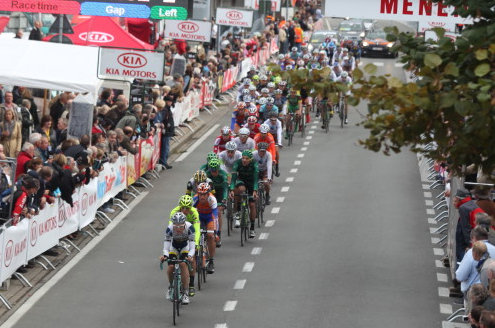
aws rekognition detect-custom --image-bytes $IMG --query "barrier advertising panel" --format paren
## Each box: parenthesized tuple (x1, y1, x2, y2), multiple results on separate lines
(27, 203, 59, 260)
(0, 219, 29, 282)
(79, 179, 99, 229)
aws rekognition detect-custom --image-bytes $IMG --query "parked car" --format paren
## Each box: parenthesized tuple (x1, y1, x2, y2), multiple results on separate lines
(361, 30, 398, 58)
(307, 30, 338, 51)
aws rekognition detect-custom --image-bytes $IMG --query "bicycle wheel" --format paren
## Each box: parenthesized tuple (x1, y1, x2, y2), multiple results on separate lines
(202, 244, 208, 283)
(301, 112, 306, 138)
(240, 202, 248, 246)
(196, 250, 202, 291)
(259, 189, 265, 224)
(172, 274, 179, 325)
(226, 198, 232, 237)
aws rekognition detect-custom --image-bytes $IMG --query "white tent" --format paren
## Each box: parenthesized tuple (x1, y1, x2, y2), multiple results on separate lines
(0, 38, 102, 96)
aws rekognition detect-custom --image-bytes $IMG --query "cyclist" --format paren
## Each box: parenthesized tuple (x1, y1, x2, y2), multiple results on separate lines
(263, 113, 283, 149)
(273, 89, 286, 110)
(218, 141, 242, 176)
(232, 102, 248, 134)
(186, 170, 213, 196)
(257, 75, 269, 92)
(290, 47, 300, 60)
(234, 127, 256, 152)
(248, 85, 259, 99)
(199, 151, 219, 174)
(285, 88, 302, 138)
(193, 182, 218, 274)
(341, 56, 355, 77)
(244, 116, 260, 139)
(160, 212, 195, 304)
(278, 80, 289, 97)
(252, 142, 272, 205)
(238, 79, 251, 101)
(206, 158, 228, 248)
(213, 126, 233, 154)
(338, 71, 353, 124)
(259, 97, 279, 122)
(169, 195, 200, 297)
(331, 61, 342, 81)
(254, 124, 279, 177)
(229, 149, 259, 238)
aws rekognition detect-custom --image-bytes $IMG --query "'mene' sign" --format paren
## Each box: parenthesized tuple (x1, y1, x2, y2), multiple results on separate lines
(380, 0, 456, 18)
(98, 48, 164, 81)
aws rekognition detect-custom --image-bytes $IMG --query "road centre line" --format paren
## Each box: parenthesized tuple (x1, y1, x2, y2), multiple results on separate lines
(311, 125, 316, 129)
(271, 207, 280, 214)
(394, 62, 405, 68)
(285, 177, 294, 182)
(427, 209, 435, 215)
(224, 300, 238, 311)
(437, 273, 448, 282)
(306, 136, 313, 140)
(294, 160, 301, 166)
(435, 260, 443, 268)
(303, 141, 310, 146)
(425, 200, 433, 206)
(440, 303, 453, 314)
(297, 154, 305, 158)
(290, 168, 298, 173)
(281, 186, 290, 192)
(175, 124, 220, 162)
(428, 218, 436, 225)
(424, 191, 432, 198)
(251, 247, 262, 255)
(373, 62, 385, 67)
(259, 233, 269, 240)
(234, 280, 246, 290)
(265, 220, 275, 227)
(438, 287, 449, 297)
(309, 130, 315, 134)
(301, 147, 308, 151)
(433, 248, 445, 256)
(215, 324, 228, 328)
(1, 192, 150, 328)
(243, 262, 255, 272)
(276, 197, 285, 203)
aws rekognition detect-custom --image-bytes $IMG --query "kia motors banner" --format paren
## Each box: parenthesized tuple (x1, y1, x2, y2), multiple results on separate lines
(98, 48, 164, 82)
(0, 219, 29, 283)
(324, 0, 472, 26)
(27, 203, 59, 260)
(58, 194, 80, 239)
(164, 20, 212, 42)
(79, 179, 99, 229)
(0, 0, 80, 15)
(216, 8, 254, 28)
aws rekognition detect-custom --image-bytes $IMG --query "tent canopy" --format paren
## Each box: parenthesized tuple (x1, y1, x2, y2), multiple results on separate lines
(45, 16, 154, 50)
(0, 38, 103, 95)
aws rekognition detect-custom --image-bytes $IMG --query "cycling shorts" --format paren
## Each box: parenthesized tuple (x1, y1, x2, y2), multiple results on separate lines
(234, 181, 255, 202)
(213, 188, 226, 207)
(200, 220, 215, 232)
(199, 213, 215, 225)
(167, 251, 189, 266)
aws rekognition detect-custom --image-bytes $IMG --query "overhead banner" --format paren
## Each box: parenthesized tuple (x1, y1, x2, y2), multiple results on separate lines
(0, 0, 80, 14)
(324, 0, 472, 26)
(246, 0, 281, 12)
(164, 20, 212, 42)
(216, 8, 253, 27)
(98, 48, 164, 82)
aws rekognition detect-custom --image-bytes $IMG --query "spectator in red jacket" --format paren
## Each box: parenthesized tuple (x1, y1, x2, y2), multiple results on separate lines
(15, 142, 34, 179)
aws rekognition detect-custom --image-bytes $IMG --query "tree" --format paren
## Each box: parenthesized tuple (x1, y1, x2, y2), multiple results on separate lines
(271, 0, 495, 176)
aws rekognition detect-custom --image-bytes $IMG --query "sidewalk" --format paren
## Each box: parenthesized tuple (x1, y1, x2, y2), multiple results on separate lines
(0, 89, 237, 325)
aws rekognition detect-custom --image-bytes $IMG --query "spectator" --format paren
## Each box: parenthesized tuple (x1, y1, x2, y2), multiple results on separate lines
(116, 104, 142, 131)
(456, 241, 487, 298)
(480, 310, 495, 328)
(11, 175, 39, 225)
(37, 114, 57, 150)
(154, 98, 174, 169)
(97, 88, 114, 107)
(64, 135, 90, 161)
(55, 117, 68, 146)
(470, 305, 484, 327)
(19, 99, 34, 145)
(1, 108, 22, 157)
(483, 280, 495, 310)
(475, 212, 495, 245)
(34, 136, 50, 162)
(475, 187, 495, 226)
(28, 162, 54, 210)
(115, 128, 136, 155)
(14, 29, 23, 39)
(0, 91, 19, 119)
(105, 100, 127, 129)
(15, 142, 34, 179)
(49, 93, 69, 125)
(28, 21, 43, 41)
(467, 283, 489, 316)
(107, 130, 124, 156)
(19, 88, 39, 128)
(456, 189, 486, 262)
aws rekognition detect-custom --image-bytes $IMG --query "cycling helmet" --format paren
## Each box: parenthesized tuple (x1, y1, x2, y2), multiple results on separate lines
(239, 127, 250, 136)
(319, 50, 326, 55)
(297, 60, 305, 66)
(301, 45, 308, 50)
(242, 149, 253, 158)
(258, 142, 269, 151)
(237, 101, 246, 109)
(286, 65, 293, 70)
(252, 75, 259, 81)
(303, 54, 310, 60)
(226, 141, 237, 151)
(279, 81, 287, 86)
(247, 107, 258, 116)
(273, 76, 282, 84)
(179, 195, 193, 208)
(194, 170, 207, 183)
(258, 97, 267, 105)
(274, 89, 283, 95)
(343, 56, 349, 61)
(260, 75, 268, 80)
(243, 95, 252, 103)
(312, 49, 319, 54)
(207, 151, 218, 162)
(249, 65, 256, 71)
(208, 158, 220, 170)
(341, 71, 349, 78)
(259, 124, 270, 133)
(242, 89, 250, 95)
(291, 47, 298, 52)
(221, 126, 231, 135)
(247, 116, 257, 123)
(278, 54, 285, 60)
(269, 112, 278, 119)
(267, 82, 275, 88)
(266, 97, 274, 104)
(298, 67, 305, 70)
(172, 212, 187, 224)
(197, 182, 210, 194)
(248, 85, 256, 91)
(261, 88, 269, 94)
(243, 79, 251, 85)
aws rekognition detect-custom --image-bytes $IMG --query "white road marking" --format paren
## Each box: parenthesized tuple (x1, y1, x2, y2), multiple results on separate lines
(422, 184, 430, 190)
(265, 220, 275, 227)
(309, 130, 315, 134)
(259, 233, 269, 240)
(301, 147, 308, 151)
(434, 248, 445, 256)
(373, 62, 385, 67)
(286, 177, 294, 182)
(281, 186, 290, 192)
(425, 200, 433, 206)
(428, 218, 436, 225)
(243, 262, 255, 272)
(175, 124, 220, 162)
(306, 136, 313, 140)
(290, 168, 298, 173)
(251, 247, 262, 255)
(440, 303, 453, 314)
(215, 324, 228, 328)
(224, 300, 238, 311)
(234, 280, 246, 290)
(358, 61, 363, 67)
(427, 209, 435, 215)
(294, 160, 301, 166)
(430, 227, 439, 234)
(438, 287, 449, 297)
(1, 191, 150, 328)
(303, 141, 310, 146)
(437, 273, 448, 282)
(271, 207, 280, 214)
(424, 191, 432, 198)
(394, 62, 405, 68)
(431, 237, 440, 244)
(276, 197, 285, 203)
(297, 153, 305, 158)
(311, 125, 316, 129)
(435, 260, 443, 268)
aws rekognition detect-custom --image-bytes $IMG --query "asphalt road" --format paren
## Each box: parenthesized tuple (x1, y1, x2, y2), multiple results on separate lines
(4, 58, 443, 328)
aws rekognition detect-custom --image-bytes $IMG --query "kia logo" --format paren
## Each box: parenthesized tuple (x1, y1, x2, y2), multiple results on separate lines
(4, 240, 13, 267)
(81, 193, 88, 216)
(178, 22, 199, 33)
(58, 204, 67, 227)
(79, 32, 114, 43)
(226, 10, 242, 20)
(30, 220, 38, 247)
(117, 53, 147, 68)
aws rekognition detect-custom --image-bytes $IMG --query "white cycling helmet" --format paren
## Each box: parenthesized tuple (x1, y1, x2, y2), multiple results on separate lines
(278, 54, 285, 60)
(260, 75, 268, 80)
(226, 141, 237, 151)
(242, 89, 250, 95)
(341, 71, 349, 78)
(258, 97, 267, 105)
(239, 127, 250, 136)
(221, 126, 231, 135)
(259, 124, 270, 134)
(247, 116, 257, 123)
(248, 85, 256, 91)
(267, 82, 275, 88)
(261, 88, 269, 94)
(291, 47, 298, 52)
